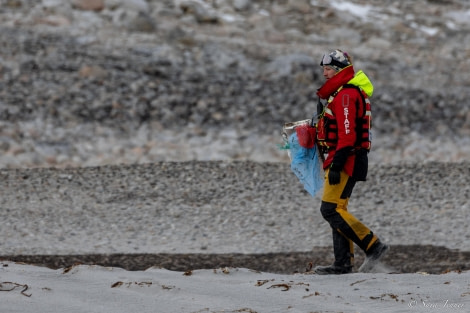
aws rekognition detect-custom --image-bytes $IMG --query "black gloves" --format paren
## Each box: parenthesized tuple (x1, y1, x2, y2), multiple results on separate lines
(328, 146, 355, 185)
(328, 168, 341, 185)
(331, 147, 352, 171)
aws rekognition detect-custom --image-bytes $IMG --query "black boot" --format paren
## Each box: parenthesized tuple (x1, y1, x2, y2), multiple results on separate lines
(314, 263, 352, 275)
(315, 229, 354, 275)
(358, 240, 389, 273)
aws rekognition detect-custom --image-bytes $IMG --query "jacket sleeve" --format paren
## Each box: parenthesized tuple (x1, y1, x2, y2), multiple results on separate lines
(330, 89, 358, 171)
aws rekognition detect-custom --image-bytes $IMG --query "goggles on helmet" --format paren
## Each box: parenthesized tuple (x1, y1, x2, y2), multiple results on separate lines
(320, 54, 333, 66)
(320, 50, 350, 69)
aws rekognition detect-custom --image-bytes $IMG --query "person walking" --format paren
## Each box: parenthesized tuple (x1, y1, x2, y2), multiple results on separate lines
(313, 49, 388, 274)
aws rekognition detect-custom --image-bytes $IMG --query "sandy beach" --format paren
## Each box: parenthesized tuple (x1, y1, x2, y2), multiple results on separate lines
(1, 261, 469, 313)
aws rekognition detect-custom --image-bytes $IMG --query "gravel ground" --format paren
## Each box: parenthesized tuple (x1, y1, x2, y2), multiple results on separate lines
(1, 161, 469, 274)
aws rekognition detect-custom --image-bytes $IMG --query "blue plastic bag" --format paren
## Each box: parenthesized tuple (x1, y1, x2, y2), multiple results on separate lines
(289, 132, 324, 197)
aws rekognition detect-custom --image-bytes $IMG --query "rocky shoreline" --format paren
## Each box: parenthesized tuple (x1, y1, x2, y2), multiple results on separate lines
(1, 0, 470, 167)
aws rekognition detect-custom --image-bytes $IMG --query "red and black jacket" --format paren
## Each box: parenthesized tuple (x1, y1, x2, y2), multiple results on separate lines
(316, 66, 371, 180)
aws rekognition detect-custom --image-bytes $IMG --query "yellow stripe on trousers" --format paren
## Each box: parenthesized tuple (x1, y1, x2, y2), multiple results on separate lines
(322, 169, 378, 251)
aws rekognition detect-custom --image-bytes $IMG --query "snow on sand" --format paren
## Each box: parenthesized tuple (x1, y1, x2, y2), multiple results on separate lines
(1, 262, 468, 313)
